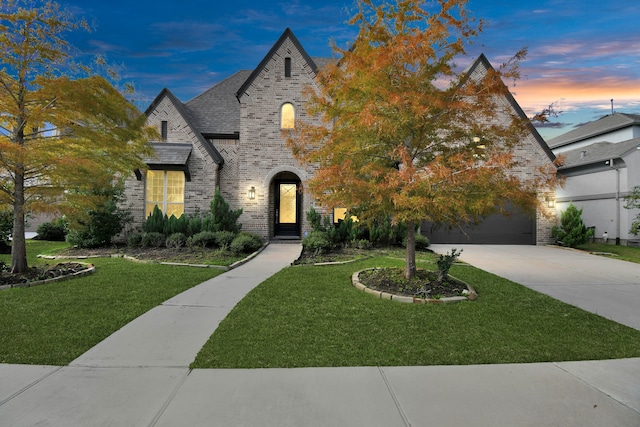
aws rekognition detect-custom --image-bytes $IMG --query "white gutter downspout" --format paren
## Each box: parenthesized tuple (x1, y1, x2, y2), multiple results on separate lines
(610, 158, 621, 245)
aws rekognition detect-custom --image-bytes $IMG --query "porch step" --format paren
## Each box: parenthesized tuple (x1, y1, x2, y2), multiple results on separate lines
(270, 237, 302, 244)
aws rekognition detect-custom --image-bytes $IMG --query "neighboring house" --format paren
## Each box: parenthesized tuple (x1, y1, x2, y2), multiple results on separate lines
(124, 28, 557, 245)
(547, 113, 640, 244)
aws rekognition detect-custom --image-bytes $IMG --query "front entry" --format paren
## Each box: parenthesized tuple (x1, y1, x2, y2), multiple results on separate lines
(274, 180, 301, 237)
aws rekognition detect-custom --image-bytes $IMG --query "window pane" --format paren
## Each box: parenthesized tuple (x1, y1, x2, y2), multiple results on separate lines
(166, 203, 184, 218)
(166, 171, 185, 203)
(146, 170, 164, 204)
(281, 103, 295, 129)
(279, 184, 297, 223)
(334, 208, 347, 223)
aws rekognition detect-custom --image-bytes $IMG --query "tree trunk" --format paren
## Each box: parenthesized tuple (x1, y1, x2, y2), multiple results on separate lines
(11, 169, 28, 273)
(404, 221, 417, 279)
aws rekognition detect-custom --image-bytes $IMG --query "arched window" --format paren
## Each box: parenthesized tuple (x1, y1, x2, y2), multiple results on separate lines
(281, 103, 295, 129)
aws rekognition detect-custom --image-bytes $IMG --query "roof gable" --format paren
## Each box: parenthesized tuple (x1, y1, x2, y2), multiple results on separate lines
(463, 54, 556, 162)
(548, 112, 640, 149)
(559, 137, 640, 169)
(145, 88, 224, 165)
(235, 28, 319, 99)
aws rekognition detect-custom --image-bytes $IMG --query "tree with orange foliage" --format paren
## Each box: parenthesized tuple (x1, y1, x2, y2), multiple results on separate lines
(0, 0, 153, 273)
(287, 0, 560, 279)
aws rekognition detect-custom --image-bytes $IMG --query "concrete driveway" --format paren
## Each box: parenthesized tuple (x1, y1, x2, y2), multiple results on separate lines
(431, 244, 640, 331)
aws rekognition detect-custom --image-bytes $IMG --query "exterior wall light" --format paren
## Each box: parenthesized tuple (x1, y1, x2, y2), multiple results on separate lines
(546, 197, 555, 208)
(249, 186, 256, 200)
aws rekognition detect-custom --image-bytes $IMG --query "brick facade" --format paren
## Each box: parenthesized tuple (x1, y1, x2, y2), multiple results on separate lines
(127, 30, 556, 244)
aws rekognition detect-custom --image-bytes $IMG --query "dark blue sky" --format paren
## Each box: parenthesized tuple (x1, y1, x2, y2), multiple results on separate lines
(62, 0, 640, 139)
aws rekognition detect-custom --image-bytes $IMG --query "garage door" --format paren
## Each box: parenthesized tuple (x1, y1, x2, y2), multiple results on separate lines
(422, 209, 536, 245)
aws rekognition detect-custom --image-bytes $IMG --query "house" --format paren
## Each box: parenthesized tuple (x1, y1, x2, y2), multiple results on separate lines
(547, 113, 640, 244)
(124, 28, 557, 245)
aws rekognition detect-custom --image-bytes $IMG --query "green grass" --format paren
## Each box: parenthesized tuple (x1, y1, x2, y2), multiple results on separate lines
(577, 242, 640, 264)
(0, 241, 224, 365)
(192, 255, 640, 368)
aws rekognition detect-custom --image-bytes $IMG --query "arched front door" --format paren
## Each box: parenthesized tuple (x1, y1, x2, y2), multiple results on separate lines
(274, 179, 301, 238)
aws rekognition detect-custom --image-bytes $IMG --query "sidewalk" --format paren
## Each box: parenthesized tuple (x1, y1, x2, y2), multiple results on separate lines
(1, 244, 639, 426)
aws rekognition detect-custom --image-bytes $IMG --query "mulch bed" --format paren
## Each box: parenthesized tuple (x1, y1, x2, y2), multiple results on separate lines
(358, 268, 468, 299)
(0, 262, 91, 286)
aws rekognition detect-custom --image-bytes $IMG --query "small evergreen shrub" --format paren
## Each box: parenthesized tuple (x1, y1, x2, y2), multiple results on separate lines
(551, 203, 594, 248)
(128, 232, 143, 247)
(352, 239, 372, 249)
(141, 232, 165, 248)
(213, 231, 236, 248)
(302, 230, 332, 255)
(189, 231, 217, 248)
(436, 248, 462, 283)
(306, 206, 323, 232)
(143, 205, 166, 234)
(36, 218, 68, 241)
(230, 232, 264, 254)
(415, 234, 430, 251)
(166, 232, 187, 249)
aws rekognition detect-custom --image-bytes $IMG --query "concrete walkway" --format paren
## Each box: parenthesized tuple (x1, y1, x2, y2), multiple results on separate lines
(1, 244, 640, 426)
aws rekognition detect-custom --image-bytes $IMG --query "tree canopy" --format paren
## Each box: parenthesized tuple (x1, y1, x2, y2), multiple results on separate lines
(287, 0, 560, 278)
(0, 0, 154, 272)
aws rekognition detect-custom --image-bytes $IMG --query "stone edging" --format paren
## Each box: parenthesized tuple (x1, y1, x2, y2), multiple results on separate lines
(351, 268, 478, 304)
(0, 262, 96, 291)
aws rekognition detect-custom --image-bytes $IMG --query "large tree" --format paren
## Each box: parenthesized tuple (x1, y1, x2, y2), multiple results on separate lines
(0, 0, 153, 272)
(288, 0, 559, 278)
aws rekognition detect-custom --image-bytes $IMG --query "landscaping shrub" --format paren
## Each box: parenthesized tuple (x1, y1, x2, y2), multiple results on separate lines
(189, 231, 217, 248)
(141, 232, 165, 248)
(188, 214, 202, 236)
(213, 231, 236, 248)
(552, 203, 594, 248)
(230, 232, 264, 254)
(143, 205, 166, 234)
(436, 248, 462, 283)
(166, 232, 187, 249)
(164, 214, 189, 236)
(36, 218, 68, 241)
(66, 185, 133, 248)
(201, 189, 243, 233)
(306, 206, 323, 232)
(302, 230, 332, 255)
(128, 232, 143, 248)
(414, 234, 430, 251)
(0, 209, 13, 244)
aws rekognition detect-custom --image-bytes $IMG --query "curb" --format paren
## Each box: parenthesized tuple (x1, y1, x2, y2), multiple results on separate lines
(351, 268, 478, 304)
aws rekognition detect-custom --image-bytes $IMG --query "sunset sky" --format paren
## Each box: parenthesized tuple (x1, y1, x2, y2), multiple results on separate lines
(60, 0, 640, 140)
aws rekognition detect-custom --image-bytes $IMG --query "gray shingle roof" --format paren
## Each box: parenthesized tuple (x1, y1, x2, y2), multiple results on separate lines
(547, 113, 640, 149)
(145, 143, 192, 166)
(558, 137, 640, 169)
(185, 70, 252, 135)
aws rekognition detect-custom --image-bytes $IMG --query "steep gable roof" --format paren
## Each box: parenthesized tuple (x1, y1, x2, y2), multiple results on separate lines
(559, 137, 640, 169)
(235, 28, 320, 99)
(185, 70, 252, 136)
(547, 112, 640, 149)
(144, 88, 224, 165)
(463, 54, 556, 162)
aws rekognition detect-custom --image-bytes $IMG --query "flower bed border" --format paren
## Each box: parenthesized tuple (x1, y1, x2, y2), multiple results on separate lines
(0, 262, 95, 291)
(351, 268, 477, 304)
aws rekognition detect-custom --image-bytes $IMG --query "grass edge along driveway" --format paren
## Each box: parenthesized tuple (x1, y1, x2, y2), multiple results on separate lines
(193, 255, 640, 368)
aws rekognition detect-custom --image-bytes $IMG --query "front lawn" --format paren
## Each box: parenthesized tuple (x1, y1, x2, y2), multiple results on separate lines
(192, 253, 640, 368)
(0, 241, 224, 365)
(577, 242, 640, 264)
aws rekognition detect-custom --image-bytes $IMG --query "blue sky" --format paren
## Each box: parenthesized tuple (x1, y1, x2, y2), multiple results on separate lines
(61, 0, 640, 140)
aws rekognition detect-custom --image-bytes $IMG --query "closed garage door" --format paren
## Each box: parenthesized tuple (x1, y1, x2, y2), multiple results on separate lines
(422, 209, 536, 245)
